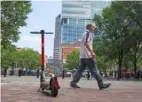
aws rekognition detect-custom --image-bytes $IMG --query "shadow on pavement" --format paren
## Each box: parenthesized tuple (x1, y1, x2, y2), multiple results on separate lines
(40, 90, 52, 97)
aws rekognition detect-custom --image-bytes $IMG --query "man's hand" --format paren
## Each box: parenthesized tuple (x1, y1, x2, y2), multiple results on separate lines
(91, 52, 96, 58)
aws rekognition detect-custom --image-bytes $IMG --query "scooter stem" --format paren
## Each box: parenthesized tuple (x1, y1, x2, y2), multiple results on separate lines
(40, 71, 45, 82)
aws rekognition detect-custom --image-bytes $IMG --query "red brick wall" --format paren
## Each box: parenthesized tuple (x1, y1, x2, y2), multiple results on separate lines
(62, 41, 81, 60)
(62, 48, 80, 59)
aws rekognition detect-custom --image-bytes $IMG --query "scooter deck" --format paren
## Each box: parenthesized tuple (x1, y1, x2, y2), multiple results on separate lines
(41, 81, 50, 89)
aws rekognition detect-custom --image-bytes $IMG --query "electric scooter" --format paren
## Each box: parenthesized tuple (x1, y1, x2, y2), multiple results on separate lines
(31, 30, 60, 97)
(38, 71, 60, 97)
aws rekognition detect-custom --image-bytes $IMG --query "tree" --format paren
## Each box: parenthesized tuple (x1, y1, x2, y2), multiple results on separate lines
(10, 48, 41, 70)
(1, 1, 32, 68)
(1, 44, 16, 69)
(94, 1, 142, 80)
(128, 42, 142, 73)
(111, 1, 142, 74)
(64, 50, 80, 70)
(1, 1, 32, 46)
(122, 1, 142, 74)
(22, 48, 41, 69)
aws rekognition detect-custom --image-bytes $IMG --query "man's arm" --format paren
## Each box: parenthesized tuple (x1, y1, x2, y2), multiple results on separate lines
(84, 32, 95, 58)
(85, 41, 93, 54)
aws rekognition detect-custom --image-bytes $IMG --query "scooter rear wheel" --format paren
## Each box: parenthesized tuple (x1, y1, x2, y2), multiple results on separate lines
(51, 87, 58, 97)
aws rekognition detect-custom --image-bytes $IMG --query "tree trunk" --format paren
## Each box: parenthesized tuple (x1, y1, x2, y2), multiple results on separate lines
(134, 60, 137, 75)
(134, 46, 137, 75)
(117, 59, 122, 80)
(133, 41, 138, 76)
(117, 50, 123, 80)
(124, 63, 128, 71)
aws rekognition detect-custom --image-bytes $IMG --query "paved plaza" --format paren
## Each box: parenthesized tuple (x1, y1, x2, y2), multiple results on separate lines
(1, 76, 142, 102)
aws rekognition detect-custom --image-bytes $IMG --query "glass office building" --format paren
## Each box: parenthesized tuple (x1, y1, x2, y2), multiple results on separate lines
(61, 18, 92, 43)
(61, 1, 111, 44)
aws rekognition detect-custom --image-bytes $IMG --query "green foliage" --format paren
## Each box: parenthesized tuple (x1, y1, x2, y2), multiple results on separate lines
(94, 1, 142, 79)
(1, 1, 32, 69)
(64, 50, 80, 70)
(1, 44, 16, 68)
(1, 1, 32, 44)
(1, 48, 41, 70)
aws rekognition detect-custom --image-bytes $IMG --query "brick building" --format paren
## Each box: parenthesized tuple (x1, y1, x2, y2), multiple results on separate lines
(61, 40, 81, 63)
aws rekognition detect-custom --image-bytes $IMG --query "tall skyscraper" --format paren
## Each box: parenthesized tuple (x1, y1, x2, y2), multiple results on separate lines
(53, 14, 62, 73)
(54, 14, 61, 60)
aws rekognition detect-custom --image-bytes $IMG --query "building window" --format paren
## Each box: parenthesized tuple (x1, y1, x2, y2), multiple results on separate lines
(63, 4, 82, 8)
(61, 18, 68, 25)
(62, 10, 85, 14)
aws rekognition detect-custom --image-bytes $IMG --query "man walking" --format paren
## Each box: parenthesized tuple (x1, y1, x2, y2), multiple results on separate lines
(70, 24, 111, 90)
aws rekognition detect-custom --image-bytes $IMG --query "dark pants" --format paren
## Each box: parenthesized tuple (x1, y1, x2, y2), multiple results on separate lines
(71, 58, 103, 87)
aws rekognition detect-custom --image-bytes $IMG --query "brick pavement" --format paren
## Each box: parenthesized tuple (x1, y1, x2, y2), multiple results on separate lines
(1, 83, 142, 102)
(1, 76, 142, 102)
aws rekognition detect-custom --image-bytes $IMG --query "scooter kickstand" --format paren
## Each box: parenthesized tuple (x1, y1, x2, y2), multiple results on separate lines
(37, 88, 41, 92)
(37, 85, 41, 92)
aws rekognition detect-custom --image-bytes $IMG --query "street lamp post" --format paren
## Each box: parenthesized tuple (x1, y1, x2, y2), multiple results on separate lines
(30, 30, 53, 82)
(61, 47, 65, 79)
